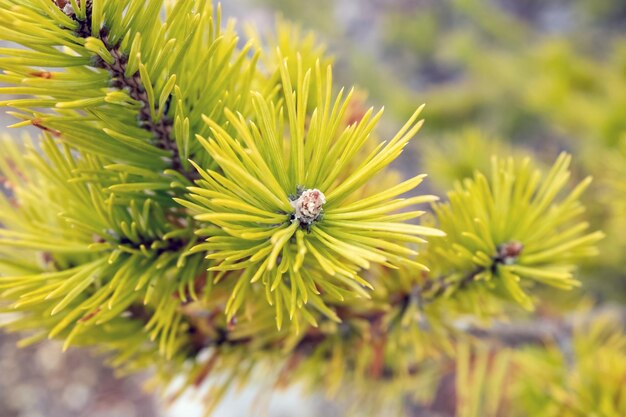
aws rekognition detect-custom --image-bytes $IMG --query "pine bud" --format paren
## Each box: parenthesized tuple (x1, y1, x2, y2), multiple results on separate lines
(496, 241, 524, 265)
(291, 188, 326, 225)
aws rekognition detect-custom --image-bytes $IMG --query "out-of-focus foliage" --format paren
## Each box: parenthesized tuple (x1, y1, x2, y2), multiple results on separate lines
(512, 312, 626, 417)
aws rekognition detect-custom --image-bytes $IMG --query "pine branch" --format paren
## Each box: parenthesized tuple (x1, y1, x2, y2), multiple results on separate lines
(0, 4, 612, 415)
(55, 0, 197, 181)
